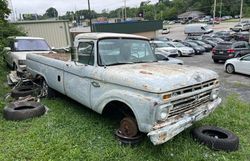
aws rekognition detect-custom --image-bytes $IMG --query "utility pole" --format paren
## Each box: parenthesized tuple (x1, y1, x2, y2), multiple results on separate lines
(240, 0, 243, 22)
(121, 7, 124, 21)
(124, 0, 127, 21)
(88, 0, 92, 32)
(219, 0, 222, 22)
(213, 0, 217, 26)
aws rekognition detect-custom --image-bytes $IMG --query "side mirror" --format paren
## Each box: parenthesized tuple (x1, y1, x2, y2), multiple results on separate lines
(70, 47, 78, 62)
(4, 47, 11, 51)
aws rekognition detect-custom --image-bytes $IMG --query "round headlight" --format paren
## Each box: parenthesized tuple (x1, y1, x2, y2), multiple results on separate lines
(210, 88, 219, 101)
(160, 112, 168, 120)
(156, 104, 172, 121)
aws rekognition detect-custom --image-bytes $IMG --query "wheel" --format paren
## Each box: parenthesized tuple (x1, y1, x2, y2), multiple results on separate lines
(226, 64, 235, 74)
(119, 117, 138, 137)
(213, 59, 219, 63)
(11, 85, 41, 99)
(13, 63, 17, 71)
(178, 51, 182, 57)
(40, 78, 55, 98)
(3, 101, 46, 121)
(192, 126, 239, 152)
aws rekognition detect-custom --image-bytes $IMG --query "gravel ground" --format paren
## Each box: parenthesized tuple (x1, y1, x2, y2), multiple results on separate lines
(158, 22, 250, 102)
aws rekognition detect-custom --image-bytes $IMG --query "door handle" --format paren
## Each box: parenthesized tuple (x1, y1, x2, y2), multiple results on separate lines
(91, 81, 100, 88)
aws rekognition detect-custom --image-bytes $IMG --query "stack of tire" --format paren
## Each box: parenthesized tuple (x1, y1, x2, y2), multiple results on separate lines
(3, 81, 46, 121)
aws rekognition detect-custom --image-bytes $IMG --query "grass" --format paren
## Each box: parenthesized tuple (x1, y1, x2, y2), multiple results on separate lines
(0, 57, 250, 161)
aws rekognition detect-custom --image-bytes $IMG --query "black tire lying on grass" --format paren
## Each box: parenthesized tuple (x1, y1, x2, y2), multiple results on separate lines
(11, 85, 41, 98)
(3, 101, 46, 121)
(192, 126, 239, 152)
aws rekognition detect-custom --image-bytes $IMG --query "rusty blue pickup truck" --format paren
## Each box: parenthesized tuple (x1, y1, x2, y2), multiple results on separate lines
(26, 33, 221, 145)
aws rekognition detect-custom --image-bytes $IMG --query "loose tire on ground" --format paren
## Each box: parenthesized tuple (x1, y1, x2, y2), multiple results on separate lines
(11, 85, 41, 98)
(192, 126, 239, 152)
(3, 101, 46, 121)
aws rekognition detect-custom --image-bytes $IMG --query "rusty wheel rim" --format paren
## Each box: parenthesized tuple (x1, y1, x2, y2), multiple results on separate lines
(119, 117, 138, 137)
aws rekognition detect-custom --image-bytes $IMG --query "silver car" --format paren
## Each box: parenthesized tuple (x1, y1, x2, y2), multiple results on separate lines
(166, 42, 195, 56)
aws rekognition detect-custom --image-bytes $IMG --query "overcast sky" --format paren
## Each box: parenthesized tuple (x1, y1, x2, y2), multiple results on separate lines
(10, 0, 159, 16)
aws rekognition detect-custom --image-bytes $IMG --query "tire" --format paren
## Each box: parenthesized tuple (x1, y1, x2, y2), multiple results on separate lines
(11, 85, 41, 98)
(3, 101, 46, 121)
(40, 78, 55, 98)
(192, 126, 239, 152)
(226, 64, 235, 74)
(213, 59, 219, 63)
(178, 51, 182, 57)
(13, 63, 17, 71)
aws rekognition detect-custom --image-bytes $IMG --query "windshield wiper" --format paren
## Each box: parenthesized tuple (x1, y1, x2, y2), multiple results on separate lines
(135, 61, 158, 63)
(105, 62, 134, 66)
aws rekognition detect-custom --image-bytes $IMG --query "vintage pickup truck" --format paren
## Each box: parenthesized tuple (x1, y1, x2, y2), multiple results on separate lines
(26, 33, 221, 145)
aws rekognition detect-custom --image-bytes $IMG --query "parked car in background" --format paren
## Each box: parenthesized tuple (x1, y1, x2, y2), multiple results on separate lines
(212, 41, 250, 63)
(155, 54, 184, 65)
(225, 54, 250, 75)
(187, 40, 212, 52)
(182, 41, 205, 54)
(153, 36, 172, 42)
(184, 24, 213, 35)
(201, 39, 217, 47)
(204, 37, 224, 44)
(3, 36, 52, 73)
(234, 32, 249, 42)
(161, 28, 170, 34)
(150, 41, 179, 57)
(166, 42, 195, 56)
(231, 23, 250, 32)
(212, 31, 233, 41)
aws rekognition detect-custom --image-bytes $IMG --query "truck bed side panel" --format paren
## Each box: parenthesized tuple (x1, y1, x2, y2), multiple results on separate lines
(26, 54, 66, 94)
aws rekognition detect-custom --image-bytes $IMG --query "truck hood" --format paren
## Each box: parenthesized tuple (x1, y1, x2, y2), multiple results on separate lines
(103, 63, 218, 93)
(12, 51, 52, 60)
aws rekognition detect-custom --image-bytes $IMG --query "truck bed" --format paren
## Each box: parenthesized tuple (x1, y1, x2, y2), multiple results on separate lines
(38, 53, 71, 61)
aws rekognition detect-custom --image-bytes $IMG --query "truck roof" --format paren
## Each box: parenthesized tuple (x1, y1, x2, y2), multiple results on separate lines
(8, 36, 45, 40)
(75, 32, 149, 41)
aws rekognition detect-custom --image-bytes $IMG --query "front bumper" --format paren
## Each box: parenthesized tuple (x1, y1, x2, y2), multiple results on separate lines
(182, 51, 194, 56)
(147, 98, 221, 145)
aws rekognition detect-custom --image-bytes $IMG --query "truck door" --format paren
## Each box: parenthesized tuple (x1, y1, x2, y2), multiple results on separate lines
(63, 41, 95, 108)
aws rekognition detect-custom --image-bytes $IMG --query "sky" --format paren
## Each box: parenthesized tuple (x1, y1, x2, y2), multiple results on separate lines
(10, 0, 159, 16)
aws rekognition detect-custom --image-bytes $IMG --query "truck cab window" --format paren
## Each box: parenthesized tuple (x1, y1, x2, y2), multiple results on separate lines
(77, 41, 94, 65)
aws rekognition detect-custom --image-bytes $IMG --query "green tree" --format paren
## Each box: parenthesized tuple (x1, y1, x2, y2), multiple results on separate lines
(0, 0, 25, 51)
(0, 0, 11, 23)
(44, 7, 58, 18)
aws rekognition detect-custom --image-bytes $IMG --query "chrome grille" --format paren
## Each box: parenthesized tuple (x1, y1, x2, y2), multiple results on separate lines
(169, 90, 211, 118)
(171, 79, 216, 96)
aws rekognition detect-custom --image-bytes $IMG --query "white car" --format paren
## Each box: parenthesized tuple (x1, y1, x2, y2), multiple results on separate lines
(166, 42, 195, 56)
(161, 28, 170, 34)
(155, 53, 184, 65)
(225, 54, 250, 75)
(3, 36, 52, 72)
(150, 41, 178, 57)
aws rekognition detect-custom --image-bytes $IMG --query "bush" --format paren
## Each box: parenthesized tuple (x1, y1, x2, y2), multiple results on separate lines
(0, 22, 26, 51)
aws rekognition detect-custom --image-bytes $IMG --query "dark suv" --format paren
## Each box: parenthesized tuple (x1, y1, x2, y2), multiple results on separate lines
(212, 41, 250, 63)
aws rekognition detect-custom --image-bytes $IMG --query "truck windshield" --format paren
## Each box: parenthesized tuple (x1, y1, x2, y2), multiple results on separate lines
(15, 39, 51, 51)
(98, 39, 157, 66)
